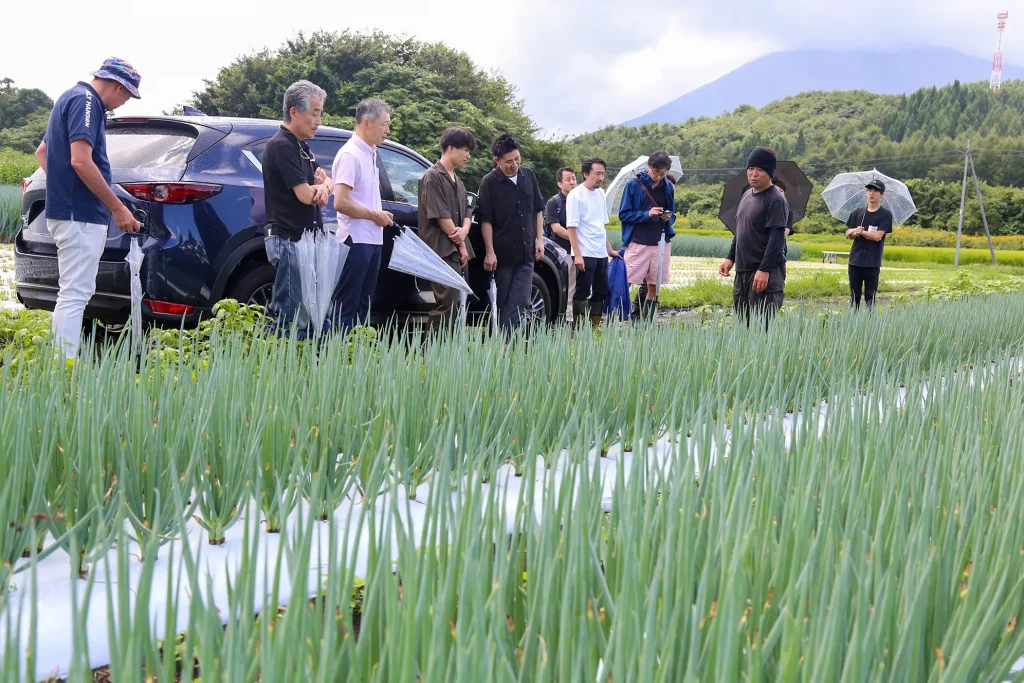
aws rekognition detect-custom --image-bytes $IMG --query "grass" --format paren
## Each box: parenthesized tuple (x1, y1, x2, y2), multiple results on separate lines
(795, 242, 1024, 266)
(0, 150, 36, 186)
(0, 185, 21, 243)
(3, 297, 1024, 680)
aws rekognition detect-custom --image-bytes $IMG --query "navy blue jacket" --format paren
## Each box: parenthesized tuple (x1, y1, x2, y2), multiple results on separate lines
(618, 171, 676, 247)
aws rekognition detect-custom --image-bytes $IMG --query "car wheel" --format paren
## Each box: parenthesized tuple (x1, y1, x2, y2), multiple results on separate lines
(227, 263, 277, 308)
(525, 272, 552, 325)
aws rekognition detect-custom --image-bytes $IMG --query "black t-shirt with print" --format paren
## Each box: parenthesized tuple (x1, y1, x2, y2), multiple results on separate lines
(847, 206, 894, 268)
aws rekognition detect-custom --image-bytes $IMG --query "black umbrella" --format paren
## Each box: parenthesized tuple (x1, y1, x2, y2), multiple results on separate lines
(718, 161, 812, 233)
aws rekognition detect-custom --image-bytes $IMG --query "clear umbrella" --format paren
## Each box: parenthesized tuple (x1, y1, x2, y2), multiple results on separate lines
(388, 227, 473, 295)
(605, 155, 684, 218)
(125, 235, 144, 355)
(488, 274, 498, 335)
(822, 169, 917, 227)
(295, 230, 349, 337)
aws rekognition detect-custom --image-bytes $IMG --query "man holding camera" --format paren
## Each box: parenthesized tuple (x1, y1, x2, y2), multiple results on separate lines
(617, 151, 676, 320)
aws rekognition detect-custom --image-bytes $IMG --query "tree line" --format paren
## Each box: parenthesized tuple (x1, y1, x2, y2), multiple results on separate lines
(3, 35, 1024, 224)
(572, 80, 1024, 189)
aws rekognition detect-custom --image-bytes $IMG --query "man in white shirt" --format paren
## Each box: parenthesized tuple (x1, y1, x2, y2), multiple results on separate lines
(566, 158, 621, 326)
(331, 98, 395, 331)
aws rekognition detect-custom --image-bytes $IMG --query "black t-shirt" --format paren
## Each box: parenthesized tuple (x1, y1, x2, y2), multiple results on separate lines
(847, 206, 894, 268)
(544, 193, 571, 252)
(261, 126, 323, 242)
(728, 186, 789, 272)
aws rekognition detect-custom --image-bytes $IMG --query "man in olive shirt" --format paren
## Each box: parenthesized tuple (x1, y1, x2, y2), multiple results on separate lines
(476, 133, 546, 335)
(418, 127, 475, 329)
(719, 147, 789, 326)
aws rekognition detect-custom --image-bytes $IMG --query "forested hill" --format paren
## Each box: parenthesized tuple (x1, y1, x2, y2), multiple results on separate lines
(570, 80, 1024, 187)
(187, 31, 569, 195)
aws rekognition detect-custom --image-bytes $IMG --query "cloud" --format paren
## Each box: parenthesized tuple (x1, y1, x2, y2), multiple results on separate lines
(1, 0, 1019, 137)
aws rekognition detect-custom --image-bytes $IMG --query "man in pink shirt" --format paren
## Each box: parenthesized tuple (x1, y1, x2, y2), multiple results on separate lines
(331, 98, 395, 331)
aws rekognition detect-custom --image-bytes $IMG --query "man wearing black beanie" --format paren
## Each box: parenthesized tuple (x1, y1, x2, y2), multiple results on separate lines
(719, 147, 789, 326)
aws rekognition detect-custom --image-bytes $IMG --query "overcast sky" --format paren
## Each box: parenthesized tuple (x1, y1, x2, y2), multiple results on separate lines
(2, 0, 1020, 136)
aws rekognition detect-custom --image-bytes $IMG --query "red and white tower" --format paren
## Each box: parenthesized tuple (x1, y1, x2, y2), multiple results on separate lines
(991, 11, 1008, 93)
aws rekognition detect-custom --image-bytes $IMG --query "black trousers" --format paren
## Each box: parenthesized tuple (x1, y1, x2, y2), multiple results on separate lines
(573, 257, 609, 302)
(494, 263, 534, 335)
(848, 265, 880, 308)
(733, 265, 786, 328)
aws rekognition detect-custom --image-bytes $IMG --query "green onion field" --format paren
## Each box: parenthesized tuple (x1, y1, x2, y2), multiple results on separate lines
(1, 294, 1024, 681)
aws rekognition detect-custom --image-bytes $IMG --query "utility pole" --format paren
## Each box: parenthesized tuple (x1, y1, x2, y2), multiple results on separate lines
(954, 139, 997, 266)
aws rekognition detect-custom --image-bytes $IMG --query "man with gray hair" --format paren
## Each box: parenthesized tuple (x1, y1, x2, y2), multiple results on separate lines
(261, 79, 333, 337)
(331, 98, 395, 331)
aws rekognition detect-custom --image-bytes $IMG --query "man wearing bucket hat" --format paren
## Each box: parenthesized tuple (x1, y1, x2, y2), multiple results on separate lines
(719, 146, 789, 326)
(844, 180, 893, 309)
(33, 57, 142, 357)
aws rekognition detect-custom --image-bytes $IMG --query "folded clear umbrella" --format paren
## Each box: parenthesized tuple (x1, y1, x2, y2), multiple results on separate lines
(388, 227, 473, 295)
(605, 155, 684, 217)
(488, 274, 498, 335)
(295, 230, 349, 337)
(125, 235, 144, 355)
(822, 169, 917, 227)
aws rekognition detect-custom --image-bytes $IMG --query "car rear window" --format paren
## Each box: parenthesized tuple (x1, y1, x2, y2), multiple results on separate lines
(106, 124, 198, 169)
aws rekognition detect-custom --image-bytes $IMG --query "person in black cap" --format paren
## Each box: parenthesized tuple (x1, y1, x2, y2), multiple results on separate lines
(844, 180, 893, 308)
(33, 57, 142, 358)
(719, 146, 789, 326)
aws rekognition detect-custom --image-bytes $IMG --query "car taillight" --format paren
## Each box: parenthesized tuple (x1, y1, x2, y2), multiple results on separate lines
(144, 299, 195, 316)
(120, 183, 221, 204)
(21, 178, 30, 194)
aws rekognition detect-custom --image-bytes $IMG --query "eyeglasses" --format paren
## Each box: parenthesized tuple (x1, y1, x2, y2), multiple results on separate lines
(298, 143, 316, 163)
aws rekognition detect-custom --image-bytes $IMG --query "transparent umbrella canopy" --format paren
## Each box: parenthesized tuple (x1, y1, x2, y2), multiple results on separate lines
(388, 228, 473, 295)
(605, 155, 684, 217)
(822, 168, 917, 227)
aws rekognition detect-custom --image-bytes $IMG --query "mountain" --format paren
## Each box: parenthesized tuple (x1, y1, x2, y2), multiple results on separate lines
(572, 80, 1024, 188)
(624, 48, 1024, 126)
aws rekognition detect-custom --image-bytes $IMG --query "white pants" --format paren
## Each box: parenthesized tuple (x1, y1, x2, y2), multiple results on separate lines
(47, 218, 106, 358)
(563, 253, 577, 319)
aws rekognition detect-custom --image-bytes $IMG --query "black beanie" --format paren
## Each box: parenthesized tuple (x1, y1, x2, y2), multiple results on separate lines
(746, 147, 777, 177)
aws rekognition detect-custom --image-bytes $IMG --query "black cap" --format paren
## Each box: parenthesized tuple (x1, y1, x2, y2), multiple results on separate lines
(865, 180, 886, 193)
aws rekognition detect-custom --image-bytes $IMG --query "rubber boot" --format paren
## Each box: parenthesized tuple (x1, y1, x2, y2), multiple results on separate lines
(572, 301, 590, 329)
(644, 298, 659, 322)
(630, 282, 647, 321)
(589, 300, 604, 327)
